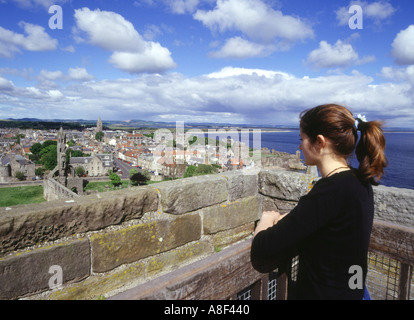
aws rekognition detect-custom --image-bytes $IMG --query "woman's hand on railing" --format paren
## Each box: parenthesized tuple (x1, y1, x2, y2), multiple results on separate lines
(254, 210, 287, 237)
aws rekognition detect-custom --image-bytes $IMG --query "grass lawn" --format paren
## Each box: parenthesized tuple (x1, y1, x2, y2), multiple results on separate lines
(0, 185, 46, 207)
(84, 180, 130, 192)
(84, 179, 161, 192)
(0, 179, 163, 208)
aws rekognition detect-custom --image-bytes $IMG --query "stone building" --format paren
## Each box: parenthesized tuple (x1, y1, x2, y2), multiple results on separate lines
(0, 154, 35, 182)
(70, 153, 113, 177)
(44, 127, 83, 200)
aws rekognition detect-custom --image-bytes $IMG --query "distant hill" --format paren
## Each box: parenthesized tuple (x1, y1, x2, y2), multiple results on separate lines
(1, 117, 297, 131)
(0, 119, 92, 130)
(1, 118, 412, 132)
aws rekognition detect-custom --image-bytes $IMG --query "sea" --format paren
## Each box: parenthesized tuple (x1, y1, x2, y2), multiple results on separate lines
(255, 130, 414, 190)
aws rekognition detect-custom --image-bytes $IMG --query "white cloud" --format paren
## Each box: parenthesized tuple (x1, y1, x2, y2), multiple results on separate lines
(165, 0, 200, 14)
(39, 70, 65, 81)
(133, 0, 155, 7)
(306, 40, 374, 69)
(380, 66, 414, 84)
(195, 0, 313, 43)
(38, 67, 94, 82)
(2, 68, 413, 127)
(209, 37, 272, 59)
(135, 0, 203, 14)
(62, 45, 75, 53)
(109, 42, 177, 74)
(74, 8, 145, 52)
(47, 89, 64, 100)
(391, 25, 414, 65)
(0, 29, 21, 58)
(11, 0, 68, 9)
(67, 67, 94, 81)
(18, 22, 58, 51)
(143, 24, 162, 41)
(0, 22, 58, 58)
(207, 66, 293, 80)
(0, 76, 15, 91)
(73, 7, 177, 74)
(364, 1, 396, 20)
(336, 1, 396, 26)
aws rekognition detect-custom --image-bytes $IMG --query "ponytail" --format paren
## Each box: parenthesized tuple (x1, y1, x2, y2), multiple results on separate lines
(300, 104, 388, 185)
(355, 119, 388, 185)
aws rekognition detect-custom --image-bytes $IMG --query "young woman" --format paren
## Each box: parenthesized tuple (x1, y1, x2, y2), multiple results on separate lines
(251, 104, 387, 300)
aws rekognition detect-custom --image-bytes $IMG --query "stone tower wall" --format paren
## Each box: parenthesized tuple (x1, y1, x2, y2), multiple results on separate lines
(0, 168, 413, 300)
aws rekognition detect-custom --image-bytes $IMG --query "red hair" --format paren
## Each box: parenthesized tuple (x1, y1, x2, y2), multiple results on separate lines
(300, 104, 388, 185)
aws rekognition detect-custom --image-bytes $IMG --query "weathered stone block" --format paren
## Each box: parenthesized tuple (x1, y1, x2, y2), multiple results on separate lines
(212, 223, 255, 250)
(203, 196, 260, 234)
(109, 239, 258, 300)
(258, 169, 316, 201)
(0, 186, 158, 257)
(220, 170, 258, 201)
(0, 239, 90, 300)
(45, 262, 145, 300)
(154, 175, 228, 215)
(261, 194, 297, 214)
(146, 240, 213, 277)
(373, 185, 414, 228)
(91, 214, 202, 273)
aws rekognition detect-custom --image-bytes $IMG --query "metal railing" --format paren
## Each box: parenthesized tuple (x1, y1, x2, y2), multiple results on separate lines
(237, 219, 414, 300)
(110, 219, 414, 300)
(366, 220, 414, 300)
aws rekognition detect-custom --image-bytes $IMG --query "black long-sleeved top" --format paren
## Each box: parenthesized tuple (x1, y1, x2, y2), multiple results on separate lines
(251, 170, 374, 300)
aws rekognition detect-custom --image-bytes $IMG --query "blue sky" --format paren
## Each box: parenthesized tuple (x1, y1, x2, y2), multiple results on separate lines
(0, 0, 413, 128)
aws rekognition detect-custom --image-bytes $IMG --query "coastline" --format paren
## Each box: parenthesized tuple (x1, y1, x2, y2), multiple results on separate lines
(185, 129, 296, 134)
(383, 131, 414, 134)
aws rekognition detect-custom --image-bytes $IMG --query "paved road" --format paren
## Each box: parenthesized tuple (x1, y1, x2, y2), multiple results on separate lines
(113, 158, 143, 179)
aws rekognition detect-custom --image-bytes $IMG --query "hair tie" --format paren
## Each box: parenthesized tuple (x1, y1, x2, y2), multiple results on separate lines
(354, 114, 367, 131)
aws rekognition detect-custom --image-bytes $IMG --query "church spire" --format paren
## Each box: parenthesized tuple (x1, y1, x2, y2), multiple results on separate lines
(97, 116, 103, 132)
(57, 126, 67, 180)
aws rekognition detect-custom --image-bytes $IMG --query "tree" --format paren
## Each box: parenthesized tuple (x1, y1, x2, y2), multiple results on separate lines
(13, 133, 25, 144)
(196, 164, 217, 175)
(42, 140, 57, 149)
(35, 167, 45, 177)
(184, 165, 197, 178)
(95, 131, 104, 142)
(67, 149, 89, 160)
(30, 143, 42, 163)
(130, 172, 149, 186)
(129, 168, 139, 177)
(75, 166, 85, 177)
(40, 144, 57, 170)
(109, 172, 121, 187)
(142, 170, 151, 181)
(67, 139, 76, 147)
(184, 164, 217, 178)
(15, 171, 26, 181)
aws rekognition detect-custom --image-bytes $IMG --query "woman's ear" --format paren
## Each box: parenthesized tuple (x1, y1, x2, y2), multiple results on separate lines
(315, 134, 327, 149)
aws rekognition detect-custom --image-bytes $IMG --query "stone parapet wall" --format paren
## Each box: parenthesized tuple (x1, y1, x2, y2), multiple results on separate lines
(0, 170, 260, 300)
(0, 168, 412, 300)
(373, 185, 414, 228)
(43, 177, 80, 202)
